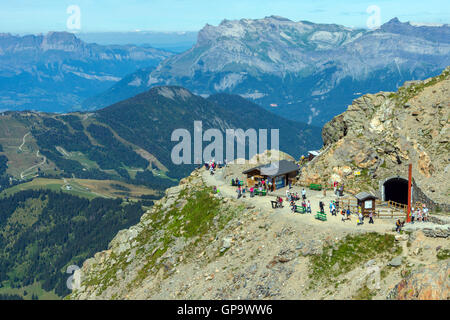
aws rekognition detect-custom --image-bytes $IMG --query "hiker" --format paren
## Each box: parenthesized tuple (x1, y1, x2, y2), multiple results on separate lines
(369, 211, 374, 224)
(306, 200, 311, 213)
(411, 209, 415, 223)
(290, 200, 296, 213)
(331, 202, 337, 216)
(346, 207, 351, 220)
(417, 209, 422, 222)
(231, 178, 235, 186)
(357, 211, 364, 226)
(209, 165, 214, 175)
(395, 219, 403, 233)
(278, 196, 284, 207)
(329, 201, 333, 214)
(319, 201, 324, 214)
(302, 188, 306, 200)
(339, 185, 344, 197)
(333, 181, 338, 195)
(236, 186, 242, 199)
(302, 200, 306, 212)
(423, 206, 429, 222)
(341, 209, 346, 222)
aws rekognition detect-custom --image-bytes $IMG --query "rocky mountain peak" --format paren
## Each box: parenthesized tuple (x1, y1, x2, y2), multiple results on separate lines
(153, 86, 194, 101)
(378, 17, 450, 42)
(41, 31, 83, 51)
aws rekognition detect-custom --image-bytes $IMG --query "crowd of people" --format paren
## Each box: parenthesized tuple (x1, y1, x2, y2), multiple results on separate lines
(411, 204, 429, 223)
(232, 178, 273, 199)
(205, 165, 431, 234)
(286, 188, 312, 214)
(204, 159, 223, 175)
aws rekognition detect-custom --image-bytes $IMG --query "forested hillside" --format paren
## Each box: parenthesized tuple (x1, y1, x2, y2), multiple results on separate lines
(0, 86, 321, 193)
(0, 189, 146, 299)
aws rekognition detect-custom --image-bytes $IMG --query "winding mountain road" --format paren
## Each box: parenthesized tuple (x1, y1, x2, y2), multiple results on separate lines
(20, 150, 47, 180)
(18, 132, 31, 151)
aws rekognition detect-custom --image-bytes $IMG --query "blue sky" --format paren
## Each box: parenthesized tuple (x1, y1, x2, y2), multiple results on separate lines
(0, 0, 448, 33)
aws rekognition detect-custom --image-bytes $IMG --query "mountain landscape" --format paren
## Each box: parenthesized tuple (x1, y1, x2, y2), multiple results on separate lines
(0, 85, 321, 299)
(0, 4, 449, 303)
(0, 32, 173, 112)
(67, 68, 450, 301)
(0, 86, 321, 192)
(83, 17, 450, 125)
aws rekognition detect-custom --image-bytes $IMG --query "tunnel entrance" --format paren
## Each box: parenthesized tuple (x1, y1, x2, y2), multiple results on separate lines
(383, 178, 408, 205)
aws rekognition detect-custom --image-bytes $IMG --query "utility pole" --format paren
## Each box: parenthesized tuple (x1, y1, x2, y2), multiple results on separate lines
(407, 164, 412, 223)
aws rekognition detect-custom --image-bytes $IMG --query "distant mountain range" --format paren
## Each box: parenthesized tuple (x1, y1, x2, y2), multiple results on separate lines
(0, 87, 321, 190)
(76, 31, 198, 53)
(84, 17, 450, 125)
(0, 32, 173, 112)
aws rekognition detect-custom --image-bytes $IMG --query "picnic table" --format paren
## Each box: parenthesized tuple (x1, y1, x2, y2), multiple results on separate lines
(314, 211, 327, 221)
(295, 206, 306, 214)
(255, 189, 267, 196)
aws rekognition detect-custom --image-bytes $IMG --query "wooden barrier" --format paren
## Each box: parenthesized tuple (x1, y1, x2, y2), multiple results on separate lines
(387, 200, 407, 213)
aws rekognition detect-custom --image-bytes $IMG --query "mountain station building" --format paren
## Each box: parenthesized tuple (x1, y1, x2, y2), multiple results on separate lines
(243, 160, 299, 190)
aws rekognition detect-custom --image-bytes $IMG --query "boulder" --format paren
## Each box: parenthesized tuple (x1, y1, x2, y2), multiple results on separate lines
(388, 256, 403, 267)
(388, 261, 449, 300)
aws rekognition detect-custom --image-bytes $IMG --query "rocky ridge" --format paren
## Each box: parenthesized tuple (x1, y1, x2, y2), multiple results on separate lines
(299, 67, 450, 210)
(68, 162, 449, 300)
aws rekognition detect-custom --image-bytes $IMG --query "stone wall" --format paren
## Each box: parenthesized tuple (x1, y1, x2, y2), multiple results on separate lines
(412, 181, 450, 213)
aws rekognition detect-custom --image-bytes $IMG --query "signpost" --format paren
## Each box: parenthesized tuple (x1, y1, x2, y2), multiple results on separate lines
(407, 164, 412, 223)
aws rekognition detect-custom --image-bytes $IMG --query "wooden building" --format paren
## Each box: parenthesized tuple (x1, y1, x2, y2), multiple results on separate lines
(243, 160, 299, 190)
(307, 150, 320, 161)
(354, 192, 378, 216)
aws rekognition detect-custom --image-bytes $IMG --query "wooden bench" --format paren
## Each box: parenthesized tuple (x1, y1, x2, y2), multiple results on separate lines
(309, 183, 322, 191)
(295, 206, 306, 214)
(255, 190, 266, 196)
(314, 212, 327, 221)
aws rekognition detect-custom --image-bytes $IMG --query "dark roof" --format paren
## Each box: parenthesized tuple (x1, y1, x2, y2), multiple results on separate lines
(354, 192, 378, 201)
(243, 160, 299, 178)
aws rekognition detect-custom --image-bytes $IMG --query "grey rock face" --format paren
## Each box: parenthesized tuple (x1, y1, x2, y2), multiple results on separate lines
(388, 256, 403, 267)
